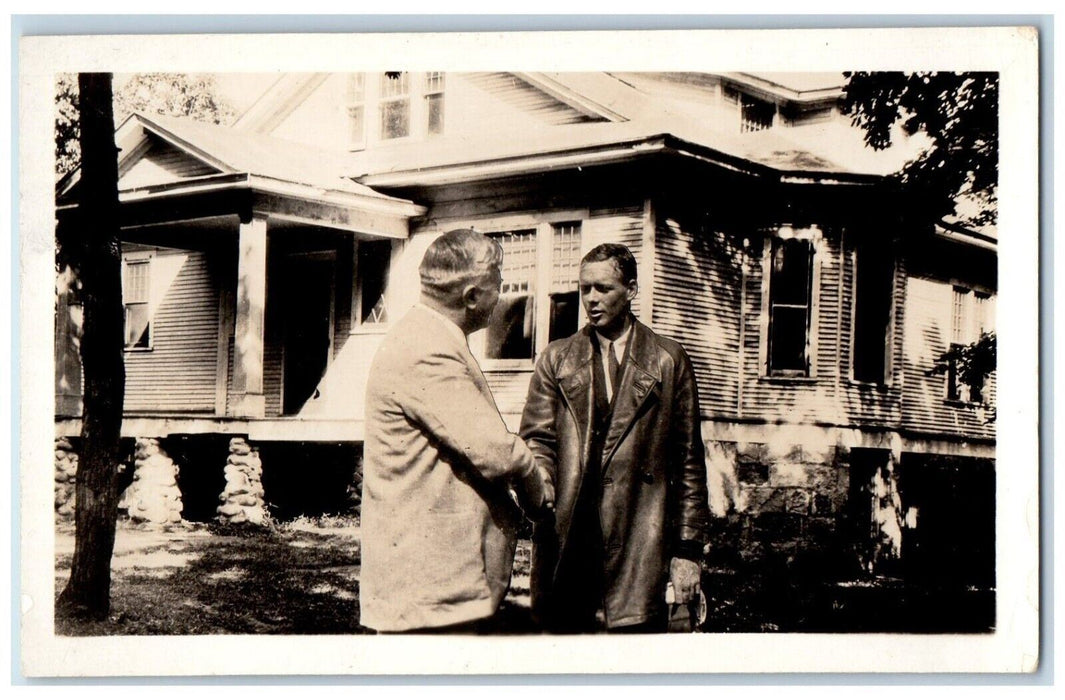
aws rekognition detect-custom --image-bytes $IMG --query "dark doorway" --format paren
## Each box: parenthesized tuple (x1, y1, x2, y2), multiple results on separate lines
(282, 254, 335, 415)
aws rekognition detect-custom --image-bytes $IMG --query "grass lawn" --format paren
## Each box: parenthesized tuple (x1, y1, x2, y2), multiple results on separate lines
(54, 519, 535, 636)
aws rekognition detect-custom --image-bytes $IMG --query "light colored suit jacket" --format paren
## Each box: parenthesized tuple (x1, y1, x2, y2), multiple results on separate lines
(360, 304, 536, 632)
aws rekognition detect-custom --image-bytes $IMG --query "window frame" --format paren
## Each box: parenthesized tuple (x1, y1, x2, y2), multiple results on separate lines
(945, 284, 995, 404)
(458, 211, 588, 370)
(378, 71, 412, 141)
(344, 73, 367, 150)
(122, 252, 153, 352)
(424, 71, 446, 137)
(759, 227, 821, 379)
(350, 238, 397, 335)
(848, 237, 897, 387)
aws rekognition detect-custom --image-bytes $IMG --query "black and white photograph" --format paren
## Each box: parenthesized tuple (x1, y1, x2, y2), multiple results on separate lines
(18, 27, 1040, 675)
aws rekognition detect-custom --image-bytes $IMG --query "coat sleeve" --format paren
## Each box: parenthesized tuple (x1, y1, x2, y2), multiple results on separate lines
(518, 348, 562, 485)
(670, 347, 711, 551)
(402, 349, 536, 484)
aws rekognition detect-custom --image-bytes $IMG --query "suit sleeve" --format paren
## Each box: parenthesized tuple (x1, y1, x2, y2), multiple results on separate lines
(402, 349, 535, 483)
(671, 347, 711, 552)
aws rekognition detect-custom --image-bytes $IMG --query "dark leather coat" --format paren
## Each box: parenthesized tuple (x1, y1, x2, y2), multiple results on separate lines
(520, 318, 710, 628)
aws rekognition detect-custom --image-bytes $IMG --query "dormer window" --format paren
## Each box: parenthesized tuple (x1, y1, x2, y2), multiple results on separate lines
(723, 83, 777, 133)
(740, 94, 775, 132)
(380, 72, 411, 140)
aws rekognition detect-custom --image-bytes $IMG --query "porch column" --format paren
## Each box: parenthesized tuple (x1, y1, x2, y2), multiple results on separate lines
(231, 213, 269, 417)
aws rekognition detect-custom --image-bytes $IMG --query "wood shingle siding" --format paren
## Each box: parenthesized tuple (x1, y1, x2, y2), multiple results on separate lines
(123, 249, 220, 412)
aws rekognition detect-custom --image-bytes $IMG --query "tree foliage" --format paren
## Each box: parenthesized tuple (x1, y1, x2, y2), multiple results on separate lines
(55, 72, 236, 178)
(841, 72, 998, 228)
(928, 331, 997, 421)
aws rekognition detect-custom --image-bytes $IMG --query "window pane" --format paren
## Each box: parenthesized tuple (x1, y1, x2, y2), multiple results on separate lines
(380, 71, 409, 97)
(426, 93, 444, 135)
(380, 99, 410, 139)
(347, 105, 364, 144)
(770, 238, 812, 306)
(951, 286, 970, 344)
(125, 303, 150, 348)
(425, 71, 445, 93)
(551, 222, 581, 293)
(485, 294, 533, 360)
(485, 229, 538, 360)
(347, 73, 365, 101)
(359, 240, 391, 324)
(124, 261, 149, 303)
(769, 306, 808, 372)
(492, 230, 537, 294)
(768, 237, 813, 375)
(549, 291, 580, 342)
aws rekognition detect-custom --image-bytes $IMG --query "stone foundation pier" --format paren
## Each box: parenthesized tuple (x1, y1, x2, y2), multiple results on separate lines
(120, 437, 184, 524)
(217, 436, 267, 524)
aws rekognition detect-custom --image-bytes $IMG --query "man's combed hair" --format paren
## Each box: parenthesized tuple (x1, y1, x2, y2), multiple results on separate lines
(420, 228, 503, 301)
(581, 243, 638, 284)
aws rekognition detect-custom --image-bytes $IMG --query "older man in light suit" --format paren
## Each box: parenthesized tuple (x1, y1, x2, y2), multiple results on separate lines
(360, 228, 553, 634)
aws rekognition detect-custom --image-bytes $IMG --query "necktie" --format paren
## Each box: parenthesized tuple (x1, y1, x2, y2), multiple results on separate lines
(607, 341, 621, 399)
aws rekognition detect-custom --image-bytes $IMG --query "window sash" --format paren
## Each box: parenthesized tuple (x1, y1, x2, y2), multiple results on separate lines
(123, 259, 150, 349)
(481, 221, 582, 361)
(766, 237, 813, 375)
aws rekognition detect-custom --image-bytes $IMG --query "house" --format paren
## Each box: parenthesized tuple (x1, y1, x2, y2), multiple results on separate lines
(54, 71, 996, 586)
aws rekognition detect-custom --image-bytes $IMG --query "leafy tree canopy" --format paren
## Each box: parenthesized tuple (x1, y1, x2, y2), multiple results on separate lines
(841, 72, 998, 228)
(56, 72, 236, 178)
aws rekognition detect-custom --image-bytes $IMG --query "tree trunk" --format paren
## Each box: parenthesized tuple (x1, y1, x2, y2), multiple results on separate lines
(56, 73, 125, 621)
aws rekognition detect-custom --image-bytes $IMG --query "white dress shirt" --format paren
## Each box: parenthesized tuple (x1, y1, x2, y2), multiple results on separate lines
(595, 323, 632, 403)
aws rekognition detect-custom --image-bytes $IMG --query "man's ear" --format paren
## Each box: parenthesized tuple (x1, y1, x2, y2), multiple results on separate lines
(461, 284, 480, 310)
(626, 280, 639, 303)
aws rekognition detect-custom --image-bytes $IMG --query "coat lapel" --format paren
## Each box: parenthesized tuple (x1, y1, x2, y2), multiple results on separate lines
(601, 321, 662, 470)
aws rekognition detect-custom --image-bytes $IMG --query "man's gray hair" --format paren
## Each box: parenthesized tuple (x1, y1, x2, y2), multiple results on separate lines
(419, 228, 503, 302)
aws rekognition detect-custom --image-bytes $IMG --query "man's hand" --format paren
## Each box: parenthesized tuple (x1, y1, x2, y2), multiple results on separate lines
(520, 464, 555, 519)
(669, 557, 701, 605)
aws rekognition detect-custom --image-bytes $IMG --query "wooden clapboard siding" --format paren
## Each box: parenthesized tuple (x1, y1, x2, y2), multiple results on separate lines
(585, 205, 644, 317)
(652, 221, 742, 418)
(124, 249, 219, 412)
(737, 233, 851, 426)
(119, 137, 219, 190)
(900, 275, 995, 440)
(832, 231, 904, 426)
(485, 371, 534, 417)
